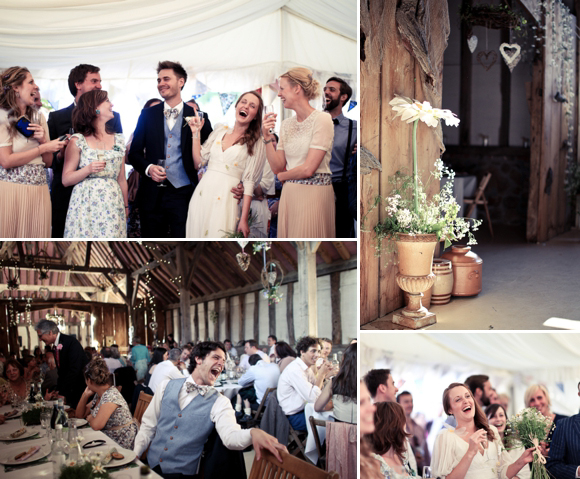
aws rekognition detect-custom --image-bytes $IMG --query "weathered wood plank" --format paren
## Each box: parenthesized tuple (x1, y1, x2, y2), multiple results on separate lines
(330, 272, 342, 345)
(286, 282, 295, 345)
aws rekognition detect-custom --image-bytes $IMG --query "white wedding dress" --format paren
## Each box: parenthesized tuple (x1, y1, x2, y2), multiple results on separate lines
(185, 124, 266, 238)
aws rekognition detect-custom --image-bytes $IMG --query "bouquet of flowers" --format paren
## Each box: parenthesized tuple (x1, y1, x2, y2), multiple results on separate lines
(505, 407, 554, 479)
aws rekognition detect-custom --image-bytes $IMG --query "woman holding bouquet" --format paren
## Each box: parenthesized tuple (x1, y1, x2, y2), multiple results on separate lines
(432, 383, 534, 479)
(524, 384, 567, 447)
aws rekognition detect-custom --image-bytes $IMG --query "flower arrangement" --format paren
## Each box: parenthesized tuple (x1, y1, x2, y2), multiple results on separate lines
(222, 210, 259, 238)
(505, 407, 554, 479)
(58, 461, 110, 479)
(261, 284, 283, 305)
(367, 95, 481, 253)
(252, 241, 271, 254)
(22, 405, 42, 426)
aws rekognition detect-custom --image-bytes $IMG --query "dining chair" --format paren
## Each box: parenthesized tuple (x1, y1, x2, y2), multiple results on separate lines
(309, 417, 327, 469)
(248, 449, 339, 479)
(133, 390, 153, 427)
(464, 172, 494, 237)
(248, 387, 276, 427)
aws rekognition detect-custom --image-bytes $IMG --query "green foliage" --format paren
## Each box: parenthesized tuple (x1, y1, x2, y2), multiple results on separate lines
(59, 462, 110, 479)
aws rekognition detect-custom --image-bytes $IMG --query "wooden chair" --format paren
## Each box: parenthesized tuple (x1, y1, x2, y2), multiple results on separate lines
(250, 387, 276, 426)
(133, 390, 153, 427)
(464, 172, 494, 237)
(308, 417, 327, 470)
(248, 449, 339, 479)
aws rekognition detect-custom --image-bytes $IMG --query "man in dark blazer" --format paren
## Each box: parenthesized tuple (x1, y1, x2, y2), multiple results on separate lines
(36, 319, 89, 409)
(129, 61, 208, 238)
(546, 388, 580, 479)
(48, 64, 122, 238)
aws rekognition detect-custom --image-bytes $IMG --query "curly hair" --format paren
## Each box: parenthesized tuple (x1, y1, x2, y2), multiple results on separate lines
(84, 358, 111, 385)
(0, 66, 35, 137)
(233, 91, 263, 156)
(3, 359, 24, 380)
(281, 67, 320, 100)
(295, 336, 319, 355)
(72, 90, 113, 137)
(188, 341, 226, 373)
(332, 343, 356, 400)
(367, 401, 410, 457)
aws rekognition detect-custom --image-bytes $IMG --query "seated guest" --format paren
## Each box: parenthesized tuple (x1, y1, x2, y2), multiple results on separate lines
(224, 339, 238, 359)
(267, 335, 277, 359)
(144, 347, 167, 387)
(178, 344, 193, 376)
(0, 359, 32, 404)
(274, 341, 297, 373)
(277, 336, 332, 431)
(75, 358, 137, 450)
(397, 391, 430, 472)
(102, 346, 123, 373)
(110, 345, 126, 367)
(148, 348, 183, 394)
(315, 342, 357, 423)
(238, 353, 280, 408)
(134, 341, 285, 478)
(319, 338, 333, 360)
(546, 382, 580, 479)
(239, 339, 270, 370)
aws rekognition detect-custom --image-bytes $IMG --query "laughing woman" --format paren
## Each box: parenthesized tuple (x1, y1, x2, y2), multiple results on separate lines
(0, 67, 66, 237)
(432, 383, 534, 479)
(185, 91, 266, 238)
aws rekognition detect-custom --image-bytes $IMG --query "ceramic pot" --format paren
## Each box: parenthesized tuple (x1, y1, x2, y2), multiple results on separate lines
(431, 259, 453, 305)
(441, 245, 482, 296)
(404, 287, 432, 309)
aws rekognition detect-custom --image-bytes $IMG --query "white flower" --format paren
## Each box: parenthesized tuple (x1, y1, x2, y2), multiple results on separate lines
(389, 94, 460, 128)
(396, 209, 413, 228)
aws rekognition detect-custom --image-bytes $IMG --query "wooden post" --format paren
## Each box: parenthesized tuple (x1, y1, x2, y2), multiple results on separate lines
(193, 303, 199, 342)
(0, 304, 9, 357)
(253, 291, 259, 342)
(203, 302, 209, 341)
(213, 300, 219, 342)
(225, 296, 231, 342)
(330, 272, 342, 345)
(296, 242, 318, 338)
(286, 283, 295, 345)
(268, 302, 276, 338)
(239, 294, 245, 343)
(177, 245, 192, 343)
(460, 0, 473, 145)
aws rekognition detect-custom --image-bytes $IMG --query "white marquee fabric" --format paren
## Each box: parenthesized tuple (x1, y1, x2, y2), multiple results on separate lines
(0, 0, 357, 134)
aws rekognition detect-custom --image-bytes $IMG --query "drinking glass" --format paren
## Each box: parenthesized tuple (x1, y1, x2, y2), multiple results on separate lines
(423, 466, 432, 478)
(157, 159, 167, 187)
(264, 105, 275, 134)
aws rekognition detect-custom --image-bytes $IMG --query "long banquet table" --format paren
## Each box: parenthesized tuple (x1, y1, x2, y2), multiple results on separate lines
(0, 404, 161, 479)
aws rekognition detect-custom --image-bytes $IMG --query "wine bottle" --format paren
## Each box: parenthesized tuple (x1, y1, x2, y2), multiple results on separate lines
(50, 401, 59, 429)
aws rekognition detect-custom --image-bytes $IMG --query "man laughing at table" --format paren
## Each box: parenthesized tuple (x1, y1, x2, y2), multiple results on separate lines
(134, 341, 285, 479)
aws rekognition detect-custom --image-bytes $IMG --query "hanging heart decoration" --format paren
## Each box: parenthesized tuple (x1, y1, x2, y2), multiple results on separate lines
(149, 321, 158, 332)
(39, 287, 50, 300)
(261, 260, 284, 290)
(467, 35, 478, 53)
(477, 51, 498, 71)
(499, 43, 521, 72)
(236, 252, 251, 271)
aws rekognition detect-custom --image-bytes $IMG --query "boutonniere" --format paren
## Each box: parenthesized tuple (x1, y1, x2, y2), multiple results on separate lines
(113, 145, 121, 152)
(57, 344, 63, 350)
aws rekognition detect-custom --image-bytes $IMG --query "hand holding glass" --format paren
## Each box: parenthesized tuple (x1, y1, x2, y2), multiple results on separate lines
(157, 159, 167, 187)
(264, 106, 275, 134)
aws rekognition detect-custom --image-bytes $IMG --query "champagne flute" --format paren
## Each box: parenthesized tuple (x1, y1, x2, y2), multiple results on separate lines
(264, 105, 275, 134)
(157, 159, 167, 187)
(423, 466, 432, 478)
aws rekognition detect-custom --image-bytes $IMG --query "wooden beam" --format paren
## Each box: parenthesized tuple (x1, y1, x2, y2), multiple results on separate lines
(103, 273, 128, 304)
(85, 242, 92, 268)
(176, 245, 192, 343)
(459, 0, 473, 145)
(286, 282, 295, 345)
(203, 301, 209, 341)
(330, 272, 342, 345)
(225, 296, 231, 342)
(185, 243, 205, 286)
(332, 241, 351, 260)
(213, 300, 219, 341)
(0, 284, 99, 294)
(271, 243, 297, 270)
(253, 291, 259, 342)
(131, 248, 177, 277)
(0, 261, 129, 275)
(317, 243, 333, 264)
(193, 303, 199, 342)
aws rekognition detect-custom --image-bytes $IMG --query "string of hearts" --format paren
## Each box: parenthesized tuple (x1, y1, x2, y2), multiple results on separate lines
(468, 35, 521, 72)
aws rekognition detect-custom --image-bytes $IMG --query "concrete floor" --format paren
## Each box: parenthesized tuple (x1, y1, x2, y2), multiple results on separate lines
(361, 226, 580, 330)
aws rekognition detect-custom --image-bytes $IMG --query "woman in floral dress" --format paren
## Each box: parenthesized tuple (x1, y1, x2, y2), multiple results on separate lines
(76, 358, 137, 450)
(63, 89, 127, 237)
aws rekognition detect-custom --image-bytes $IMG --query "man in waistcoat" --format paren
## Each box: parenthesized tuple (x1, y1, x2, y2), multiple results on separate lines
(134, 341, 284, 479)
(129, 61, 197, 237)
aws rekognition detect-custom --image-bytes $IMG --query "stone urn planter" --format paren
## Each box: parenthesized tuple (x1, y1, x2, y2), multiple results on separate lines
(392, 233, 438, 329)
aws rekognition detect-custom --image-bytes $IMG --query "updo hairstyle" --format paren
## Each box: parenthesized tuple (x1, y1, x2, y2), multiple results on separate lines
(280, 67, 320, 100)
(84, 358, 111, 385)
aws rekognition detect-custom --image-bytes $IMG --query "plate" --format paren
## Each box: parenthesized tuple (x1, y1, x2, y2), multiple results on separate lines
(3, 410, 22, 419)
(101, 447, 137, 468)
(0, 428, 40, 441)
(0, 443, 50, 465)
(70, 418, 88, 427)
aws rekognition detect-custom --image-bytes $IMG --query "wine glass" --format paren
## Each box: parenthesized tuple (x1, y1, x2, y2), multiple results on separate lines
(264, 105, 275, 134)
(423, 466, 432, 478)
(157, 159, 167, 187)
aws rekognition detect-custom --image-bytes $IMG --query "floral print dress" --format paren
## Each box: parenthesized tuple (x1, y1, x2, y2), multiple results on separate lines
(64, 133, 126, 238)
(90, 386, 137, 450)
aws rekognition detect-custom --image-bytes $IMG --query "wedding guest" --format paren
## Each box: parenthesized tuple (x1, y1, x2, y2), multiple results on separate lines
(146, 348, 184, 394)
(110, 344, 126, 367)
(239, 339, 270, 370)
(486, 404, 531, 479)
(262, 67, 335, 238)
(397, 391, 431, 471)
(48, 63, 122, 238)
(0, 359, 33, 404)
(274, 341, 297, 373)
(130, 336, 150, 382)
(367, 401, 416, 478)
(129, 61, 198, 237)
(361, 380, 382, 479)
(524, 383, 567, 446)
(186, 91, 266, 238)
(238, 353, 280, 407)
(75, 358, 137, 449)
(323, 76, 357, 237)
(224, 339, 238, 359)
(245, 161, 275, 238)
(431, 383, 533, 479)
(499, 393, 510, 412)
(0, 66, 66, 237)
(62, 90, 128, 237)
(36, 319, 88, 408)
(133, 341, 285, 478)
(144, 347, 169, 388)
(465, 374, 495, 408)
(267, 335, 277, 358)
(315, 342, 357, 423)
(102, 346, 123, 373)
(364, 369, 399, 402)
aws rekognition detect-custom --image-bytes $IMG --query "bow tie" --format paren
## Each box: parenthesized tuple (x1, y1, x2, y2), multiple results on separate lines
(332, 118, 339, 125)
(164, 108, 179, 119)
(185, 381, 212, 396)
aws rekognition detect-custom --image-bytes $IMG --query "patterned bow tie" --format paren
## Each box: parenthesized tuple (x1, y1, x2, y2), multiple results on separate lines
(185, 381, 212, 396)
(164, 108, 179, 119)
(332, 118, 339, 125)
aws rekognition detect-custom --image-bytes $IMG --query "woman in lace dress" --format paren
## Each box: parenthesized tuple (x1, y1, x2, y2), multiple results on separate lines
(262, 67, 335, 238)
(75, 358, 137, 450)
(0, 66, 66, 237)
(62, 90, 127, 238)
(432, 383, 534, 479)
(185, 91, 266, 238)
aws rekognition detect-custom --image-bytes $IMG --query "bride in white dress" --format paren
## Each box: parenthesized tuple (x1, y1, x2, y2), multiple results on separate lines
(185, 91, 266, 238)
(431, 383, 533, 479)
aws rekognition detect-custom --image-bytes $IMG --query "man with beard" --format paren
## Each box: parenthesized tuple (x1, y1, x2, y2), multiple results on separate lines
(464, 374, 494, 409)
(323, 77, 356, 238)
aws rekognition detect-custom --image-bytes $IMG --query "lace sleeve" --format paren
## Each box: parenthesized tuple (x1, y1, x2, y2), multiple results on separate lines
(309, 111, 334, 152)
(241, 139, 267, 196)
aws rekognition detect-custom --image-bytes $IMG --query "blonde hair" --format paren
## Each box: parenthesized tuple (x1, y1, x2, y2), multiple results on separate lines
(0, 66, 34, 137)
(280, 67, 320, 100)
(524, 384, 551, 408)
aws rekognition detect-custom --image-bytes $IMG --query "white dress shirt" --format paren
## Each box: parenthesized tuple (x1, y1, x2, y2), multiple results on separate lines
(145, 101, 184, 177)
(239, 350, 269, 371)
(277, 357, 321, 415)
(227, 347, 238, 358)
(238, 360, 280, 404)
(147, 360, 183, 393)
(134, 376, 252, 457)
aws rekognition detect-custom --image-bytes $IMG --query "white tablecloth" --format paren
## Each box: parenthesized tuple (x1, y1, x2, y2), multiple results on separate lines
(0, 414, 160, 479)
(304, 403, 333, 464)
(215, 381, 242, 400)
(441, 174, 477, 218)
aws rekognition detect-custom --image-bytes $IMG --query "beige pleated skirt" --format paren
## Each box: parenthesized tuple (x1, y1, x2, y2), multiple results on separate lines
(277, 182, 335, 238)
(0, 180, 51, 238)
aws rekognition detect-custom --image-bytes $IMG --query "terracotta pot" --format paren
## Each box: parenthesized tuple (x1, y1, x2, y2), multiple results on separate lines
(431, 259, 453, 305)
(441, 245, 482, 296)
(396, 234, 439, 276)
